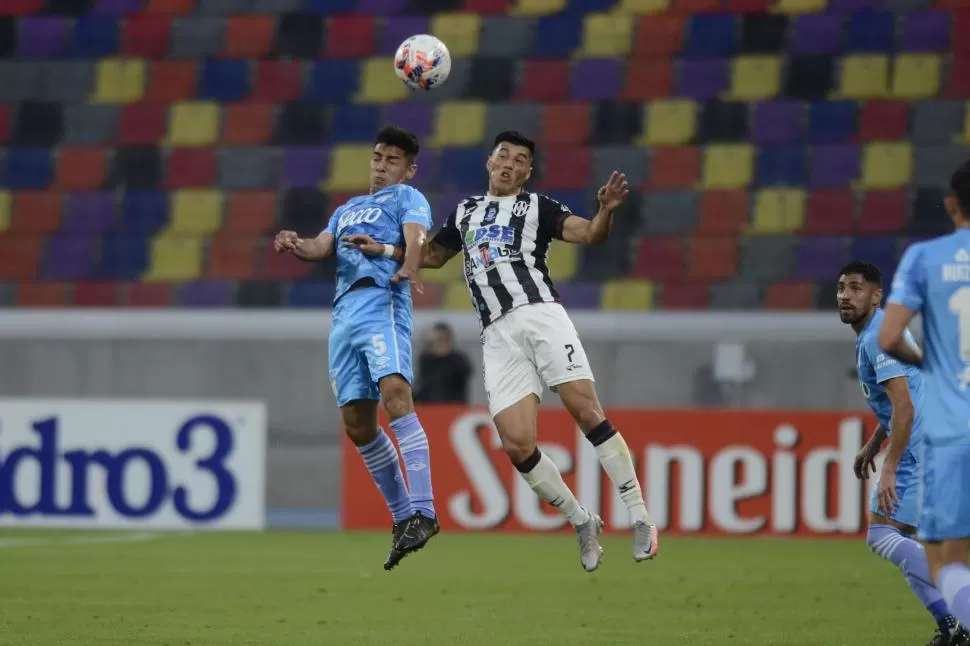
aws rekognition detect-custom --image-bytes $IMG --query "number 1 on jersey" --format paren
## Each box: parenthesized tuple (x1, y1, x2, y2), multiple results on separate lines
(949, 286, 970, 362)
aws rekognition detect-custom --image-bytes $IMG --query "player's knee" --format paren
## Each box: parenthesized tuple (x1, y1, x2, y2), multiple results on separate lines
(503, 439, 537, 467)
(558, 382, 605, 433)
(380, 375, 414, 420)
(343, 422, 378, 447)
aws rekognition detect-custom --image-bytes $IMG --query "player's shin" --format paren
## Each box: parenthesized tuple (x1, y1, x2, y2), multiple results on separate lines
(356, 429, 413, 523)
(389, 412, 436, 519)
(515, 447, 590, 526)
(584, 420, 652, 525)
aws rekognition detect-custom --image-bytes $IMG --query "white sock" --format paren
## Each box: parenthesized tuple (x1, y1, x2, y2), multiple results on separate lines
(519, 449, 590, 527)
(593, 431, 652, 525)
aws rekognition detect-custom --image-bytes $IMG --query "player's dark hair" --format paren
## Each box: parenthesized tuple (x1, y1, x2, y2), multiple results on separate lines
(839, 261, 882, 287)
(950, 158, 970, 217)
(375, 125, 420, 162)
(493, 131, 535, 159)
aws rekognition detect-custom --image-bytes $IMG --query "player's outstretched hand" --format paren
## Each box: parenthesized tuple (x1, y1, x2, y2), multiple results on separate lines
(341, 233, 384, 256)
(391, 267, 424, 295)
(597, 170, 630, 212)
(853, 444, 878, 480)
(877, 464, 899, 515)
(274, 230, 299, 254)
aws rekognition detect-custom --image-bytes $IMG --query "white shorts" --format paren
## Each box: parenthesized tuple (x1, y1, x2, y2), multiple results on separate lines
(481, 302, 595, 416)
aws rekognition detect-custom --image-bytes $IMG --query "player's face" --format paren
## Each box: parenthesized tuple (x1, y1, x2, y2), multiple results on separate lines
(370, 143, 416, 193)
(837, 274, 881, 325)
(486, 143, 532, 195)
(945, 194, 968, 228)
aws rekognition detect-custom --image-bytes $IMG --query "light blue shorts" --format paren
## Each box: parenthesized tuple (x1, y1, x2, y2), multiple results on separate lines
(918, 440, 970, 542)
(870, 447, 921, 528)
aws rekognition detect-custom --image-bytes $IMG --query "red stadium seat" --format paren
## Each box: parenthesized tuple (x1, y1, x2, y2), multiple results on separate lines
(857, 101, 909, 142)
(56, 147, 106, 190)
(624, 59, 674, 101)
(146, 61, 197, 103)
(166, 149, 217, 188)
(260, 241, 312, 279)
(119, 104, 167, 145)
(698, 190, 749, 233)
(727, 0, 771, 11)
(659, 280, 710, 309)
(803, 189, 855, 233)
(634, 16, 684, 56)
(675, 0, 722, 13)
(950, 53, 970, 97)
(224, 191, 276, 233)
(145, 0, 194, 14)
(649, 147, 701, 189)
(325, 16, 376, 58)
(764, 281, 815, 310)
(540, 146, 592, 190)
(122, 15, 171, 58)
(16, 282, 68, 307)
(858, 190, 907, 233)
(517, 61, 569, 102)
(1, 0, 42, 14)
(208, 233, 258, 279)
(73, 281, 121, 307)
(539, 103, 591, 145)
(224, 15, 275, 58)
(412, 283, 444, 309)
(0, 235, 41, 280)
(464, 0, 511, 11)
(222, 104, 273, 145)
(633, 237, 685, 280)
(689, 236, 738, 279)
(0, 104, 10, 144)
(11, 191, 62, 235)
(125, 282, 174, 307)
(251, 61, 303, 103)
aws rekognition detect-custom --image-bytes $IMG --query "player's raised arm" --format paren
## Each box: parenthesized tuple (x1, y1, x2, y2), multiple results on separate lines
(880, 246, 925, 365)
(558, 171, 629, 245)
(274, 230, 335, 262)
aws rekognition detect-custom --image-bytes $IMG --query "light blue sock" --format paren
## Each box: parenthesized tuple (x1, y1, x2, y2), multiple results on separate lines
(389, 412, 435, 519)
(868, 525, 953, 629)
(356, 429, 412, 524)
(938, 564, 970, 629)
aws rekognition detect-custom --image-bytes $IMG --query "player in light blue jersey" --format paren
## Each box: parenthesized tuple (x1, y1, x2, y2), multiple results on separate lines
(839, 261, 967, 646)
(273, 125, 439, 571)
(882, 160, 970, 633)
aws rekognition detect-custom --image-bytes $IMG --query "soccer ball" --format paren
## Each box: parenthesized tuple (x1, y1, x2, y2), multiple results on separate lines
(394, 34, 451, 91)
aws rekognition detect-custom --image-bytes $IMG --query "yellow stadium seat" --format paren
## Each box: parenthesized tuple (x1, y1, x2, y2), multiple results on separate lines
(727, 56, 782, 100)
(641, 99, 697, 146)
(892, 54, 941, 100)
(432, 101, 487, 147)
(169, 189, 223, 235)
(749, 189, 805, 234)
(355, 58, 409, 104)
(702, 144, 754, 189)
(579, 13, 633, 57)
(772, 0, 827, 13)
(167, 102, 220, 147)
(326, 145, 373, 192)
(91, 58, 145, 104)
(861, 142, 912, 190)
(511, 0, 567, 15)
(616, 0, 670, 13)
(144, 234, 203, 282)
(443, 281, 472, 310)
(547, 242, 578, 281)
(839, 55, 889, 99)
(421, 252, 465, 284)
(601, 279, 654, 310)
(430, 13, 480, 57)
(0, 191, 10, 232)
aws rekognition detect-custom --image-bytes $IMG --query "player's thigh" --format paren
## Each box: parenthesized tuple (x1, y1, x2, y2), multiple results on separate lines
(340, 399, 380, 446)
(354, 291, 414, 387)
(329, 320, 379, 408)
(918, 441, 970, 544)
(529, 304, 595, 390)
(482, 317, 542, 419)
(492, 392, 540, 464)
(868, 450, 921, 528)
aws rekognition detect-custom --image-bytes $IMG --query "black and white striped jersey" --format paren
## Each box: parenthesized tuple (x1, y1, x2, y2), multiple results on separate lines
(432, 191, 573, 328)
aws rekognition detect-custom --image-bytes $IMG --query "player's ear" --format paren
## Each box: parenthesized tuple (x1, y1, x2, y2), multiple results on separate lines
(945, 195, 965, 225)
(405, 163, 417, 181)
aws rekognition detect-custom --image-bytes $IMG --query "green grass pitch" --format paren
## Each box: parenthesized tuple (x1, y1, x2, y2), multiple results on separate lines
(0, 529, 932, 645)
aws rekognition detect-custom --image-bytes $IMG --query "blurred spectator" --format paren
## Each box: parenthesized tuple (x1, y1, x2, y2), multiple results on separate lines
(414, 323, 471, 404)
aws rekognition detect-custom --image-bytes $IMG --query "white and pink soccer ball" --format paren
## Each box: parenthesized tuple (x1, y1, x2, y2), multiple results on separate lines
(393, 34, 452, 91)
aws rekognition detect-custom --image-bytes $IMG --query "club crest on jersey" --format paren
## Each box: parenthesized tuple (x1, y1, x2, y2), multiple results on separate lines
(511, 200, 529, 218)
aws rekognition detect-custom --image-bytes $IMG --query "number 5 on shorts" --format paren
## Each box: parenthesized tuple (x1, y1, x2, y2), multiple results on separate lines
(372, 334, 387, 356)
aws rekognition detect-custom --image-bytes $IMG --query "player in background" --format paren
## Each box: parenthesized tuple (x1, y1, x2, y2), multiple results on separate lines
(345, 131, 657, 572)
(839, 261, 968, 646)
(274, 125, 438, 571)
(881, 160, 970, 632)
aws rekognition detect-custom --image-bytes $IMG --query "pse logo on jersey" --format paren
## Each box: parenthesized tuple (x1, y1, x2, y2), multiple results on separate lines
(464, 225, 515, 247)
(338, 207, 383, 230)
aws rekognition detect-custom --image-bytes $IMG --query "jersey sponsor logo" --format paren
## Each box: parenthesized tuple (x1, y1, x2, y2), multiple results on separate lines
(338, 207, 383, 230)
(471, 245, 521, 271)
(464, 224, 515, 247)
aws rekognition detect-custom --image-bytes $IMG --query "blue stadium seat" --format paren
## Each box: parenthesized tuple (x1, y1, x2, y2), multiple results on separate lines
(685, 15, 737, 57)
(70, 16, 120, 58)
(2, 148, 53, 189)
(97, 232, 149, 280)
(329, 104, 380, 143)
(438, 148, 486, 190)
(304, 60, 359, 102)
(807, 101, 857, 142)
(846, 12, 895, 53)
(287, 281, 337, 307)
(545, 190, 590, 214)
(757, 145, 807, 186)
(198, 59, 250, 102)
(121, 191, 169, 234)
(532, 14, 583, 57)
(302, 0, 356, 13)
(850, 235, 898, 278)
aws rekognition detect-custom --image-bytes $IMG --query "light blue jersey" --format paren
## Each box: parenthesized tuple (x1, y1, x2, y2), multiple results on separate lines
(325, 183, 433, 407)
(889, 228, 970, 540)
(856, 308, 925, 526)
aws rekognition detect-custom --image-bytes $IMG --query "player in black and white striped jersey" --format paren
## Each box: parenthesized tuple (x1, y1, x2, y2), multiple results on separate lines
(344, 131, 658, 572)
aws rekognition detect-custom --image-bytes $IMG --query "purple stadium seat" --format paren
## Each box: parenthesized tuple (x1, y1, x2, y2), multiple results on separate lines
(381, 103, 433, 139)
(94, 0, 143, 13)
(434, 187, 467, 218)
(44, 234, 97, 280)
(900, 12, 950, 52)
(809, 145, 860, 187)
(412, 149, 439, 186)
(17, 17, 68, 58)
(677, 59, 729, 100)
(557, 282, 601, 309)
(829, 0, 878, 11)
(62, 192, 117, 234)
(179, 281, 233, 308)
(282, 147, 327, 188)
(751, 101, 802, 144)
(791, 15, 841, 55)
(357, 0, 407, 13)
(379, 17, 430, 55)
(570, 60, 621, 101)
(792, 237, 848, 280)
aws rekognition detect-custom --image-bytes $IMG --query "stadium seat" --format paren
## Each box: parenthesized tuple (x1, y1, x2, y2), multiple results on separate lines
(16, 282, 68, 307)
(0, 191, 9, 231)
(912, 101, 964, 144)
(261, 242, 312, 280)
(891, 54, 942, 99)
(846, 12, 894, 52)
(740, 235, 796, 280)
(326, 145, 372, 192)
(324, 15, 376, 58)
(688, 236, 738, 279)
(430, 13, 481, 57)
(808, 101, 857, 143)
(224, 14, 275, 58)
(698, 190, 749, 233)
(547, 243, 577, 281)
(764, 281, 815, 310)
(859, 190, 908, 233)
(224, 191, 275, 234)
(640, 191, 699, 233)
(287, 281, 338, 309)
(167, 102, 220, 147)
(179, 280, 235, 308)
(145, 0, 194, 14)
(648, 147, 700, 188)
(118, 104, 165, 145)
(699, 102, 748, 142)
(541, 146, 591, 190)
(727, 55, 782, 100)
(198, 59, 250, 103)
(633, 15, 683, 56)
(774, 0, 828, 14)
(355, 58, 408, 104)
(571, 60, 622, 102)
(580, 13, 633, 57)
(792, 236, 848, 280)
(641, 99, 696, 146)
(632, 237, 684, 280)
(219, 148, 278, 190)
(10, 191, 61, 235)
(222, 104, 273, 145)
(702, 144, 754, 189)
(56, 147, 106, 190)
(839, 55, 890, 99)
(620, 0, 671, 11)
(677, 58, 729, 100)
(144, 233, 203, 281)
(755, 145, 805, 187)
(900, 11, 950, 52)
(785, 55, 834, 99)
(623, 58, 673, 101)
(857, 100, 909, 141)
(518, 60, 569, 101)
(0, 234, 41, 280)
(750, 101, 801, 144)
(432, 102, 487, 147)
(658, 280, 709, 309)
(685, 15, 737, 57)
(804, 189, 855, 233)
(146, 60, 196, 103)
(601, 279, 654, 310)
(750, 188, 806, 234)
(709, 281, 761, 309)
(169, 189, 223, 235)
(91, 58, 145, 103)
(252, 61, 303, 103)
(809, 144, 860, 187)
(442, 281, 471, 310)
(862, 142, 913, 189)
(124, 282, 173, 307)
(72, 281, 121, 307)
(539, 103, 590, 145)
(950, 54, 970, 98)
(166, 149, 216, 188)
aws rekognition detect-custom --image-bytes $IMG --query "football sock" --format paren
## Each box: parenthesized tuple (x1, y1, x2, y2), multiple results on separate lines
(356, 429, 413, 524)
(389, 412, 436, 519)
(867, 525, 953, 628)
(515, 447, 591, 527)
(585, 420, 652, 525)
(938, 563, 970, 629)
